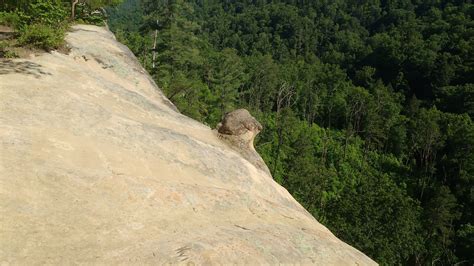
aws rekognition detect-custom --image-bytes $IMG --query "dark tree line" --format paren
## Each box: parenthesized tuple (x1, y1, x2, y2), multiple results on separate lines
(107, 0, 474, 264)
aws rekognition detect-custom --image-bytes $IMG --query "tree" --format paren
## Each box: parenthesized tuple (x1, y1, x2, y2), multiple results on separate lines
(71, 0, 78, 19)
(205, 48, 245, 120)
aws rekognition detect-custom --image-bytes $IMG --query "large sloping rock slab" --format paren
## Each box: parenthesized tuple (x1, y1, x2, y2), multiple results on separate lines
(0, 25, 376, 265)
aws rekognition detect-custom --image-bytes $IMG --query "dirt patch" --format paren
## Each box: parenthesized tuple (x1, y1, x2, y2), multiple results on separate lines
(0, 25, 14, 32)
(0, 25, 14, 40)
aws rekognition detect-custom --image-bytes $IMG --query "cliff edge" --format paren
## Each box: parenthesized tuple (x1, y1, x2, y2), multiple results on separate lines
(0, 25, 376, 265)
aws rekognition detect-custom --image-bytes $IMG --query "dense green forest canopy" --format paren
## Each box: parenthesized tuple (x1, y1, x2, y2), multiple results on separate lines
(106, 0, 474, 265)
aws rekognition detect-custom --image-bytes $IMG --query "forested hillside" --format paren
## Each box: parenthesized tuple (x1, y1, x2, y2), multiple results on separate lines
(109, 0, 474, 264)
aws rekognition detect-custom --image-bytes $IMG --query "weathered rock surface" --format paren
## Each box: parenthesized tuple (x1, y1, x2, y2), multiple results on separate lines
(0, 25, 14, 41)
(0, 25, 376, 265)
(216, 109, 270, 175)
(217, 109, 263, 136)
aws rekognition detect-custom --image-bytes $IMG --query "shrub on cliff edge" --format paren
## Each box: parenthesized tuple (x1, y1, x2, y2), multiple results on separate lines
(18, 23, 65, 51)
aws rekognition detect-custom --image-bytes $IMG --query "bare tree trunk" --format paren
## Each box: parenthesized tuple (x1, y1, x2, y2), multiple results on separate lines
(152, 29, 158, 69)
(272, 82, 295, 176)
(71, 0, 79, 20)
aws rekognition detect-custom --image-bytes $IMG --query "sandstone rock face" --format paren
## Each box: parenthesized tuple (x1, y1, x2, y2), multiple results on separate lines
(216, 109, 270, 175)
(217, 109, 263, 137)
(0, 25, 376, 265)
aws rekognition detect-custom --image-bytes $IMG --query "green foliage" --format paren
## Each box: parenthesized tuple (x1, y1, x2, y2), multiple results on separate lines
(107, 0, 143, 32)
(0, 40, 17, 58)
(109, 0, 474, 264)
(74, 5, 107, 26)
(456, 223, 474, 262)
(422, 186, 461, 263)
(72, 0, 123, 25)
(0, 0, 122, 52)
(0, 11, 21, 28)
(0, 0, 69, 52)
(435, 84, 474, 119)
(27, 0, 68, 26)
(84, 0, 123, 10)
(18, 23, 65, 50)
(325, 154, 423, 264)
(0, 0, 29, 12)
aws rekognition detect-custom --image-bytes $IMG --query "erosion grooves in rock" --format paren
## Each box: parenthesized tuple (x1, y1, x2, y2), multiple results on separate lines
(0, 25, 376, 265)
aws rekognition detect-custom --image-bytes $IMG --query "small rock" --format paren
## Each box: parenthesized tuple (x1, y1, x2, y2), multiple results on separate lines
(217, 109, 262, 136)
(217, 109, 270, 175)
